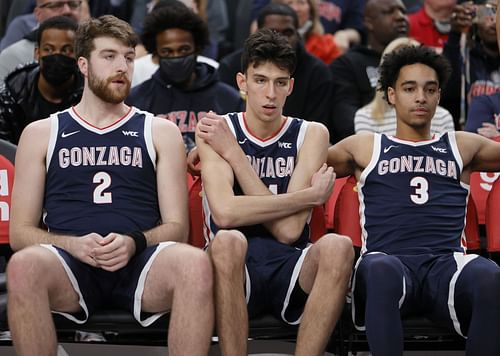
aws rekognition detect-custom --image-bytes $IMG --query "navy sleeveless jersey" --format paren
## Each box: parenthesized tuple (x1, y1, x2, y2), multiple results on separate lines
(44, 107, 160, 236)
(203, 112, 310, 248)
(358, 133, 469, 255)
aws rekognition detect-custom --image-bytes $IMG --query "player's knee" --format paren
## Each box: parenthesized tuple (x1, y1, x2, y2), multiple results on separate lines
(176, 246, 213, 291)
(358, 255, 402, 291)
(473, 267, 500, 303)
(210, 230, 247, 267)
(316, 233, 354, 266)
(7, 247, 51, 292)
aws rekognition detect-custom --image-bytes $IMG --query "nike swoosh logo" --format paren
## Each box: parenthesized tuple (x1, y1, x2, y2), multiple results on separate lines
(383, 145, 398, 153)
(238, 138, 247, 144)
(61, 130, 80, 138)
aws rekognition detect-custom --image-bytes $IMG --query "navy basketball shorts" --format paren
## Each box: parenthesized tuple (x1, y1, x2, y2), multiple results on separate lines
(245, 236, 310, 325)
(351, 251, 497, 336)
(41, 241, 176, 326)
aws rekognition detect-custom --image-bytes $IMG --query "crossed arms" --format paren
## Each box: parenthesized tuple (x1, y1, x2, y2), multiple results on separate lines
(196, 113, 334, 245)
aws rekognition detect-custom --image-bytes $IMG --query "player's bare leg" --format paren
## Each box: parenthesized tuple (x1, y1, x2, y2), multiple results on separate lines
(209, 230, 248, 356)
(7, 246, 81, 356)
(142, 244, 214, 356)
(295, 234, 353, 356)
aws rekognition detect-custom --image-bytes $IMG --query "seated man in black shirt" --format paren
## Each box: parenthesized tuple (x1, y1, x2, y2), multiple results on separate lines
(0, 16, 83, 144)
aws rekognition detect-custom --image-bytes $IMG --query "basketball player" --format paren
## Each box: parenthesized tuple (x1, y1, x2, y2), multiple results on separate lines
(328, 45, 500, 355)
(6, 15, 213, 356)
(196, 28, 354, 356)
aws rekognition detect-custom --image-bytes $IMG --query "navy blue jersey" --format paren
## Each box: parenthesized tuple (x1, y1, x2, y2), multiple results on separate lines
(359, 133, 469, 255)
(44, 107, 160, 236)
(203, 112, 310, 248)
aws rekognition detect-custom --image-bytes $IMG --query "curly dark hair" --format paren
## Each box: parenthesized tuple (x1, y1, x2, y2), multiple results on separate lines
(141, 1, 209, 55)
(241, 28, 296, 76)
(378, 45, 452, 104)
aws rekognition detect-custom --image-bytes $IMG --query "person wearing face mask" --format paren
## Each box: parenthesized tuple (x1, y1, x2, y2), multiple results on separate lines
(0, 0, 88, 84)
(126, 1, 243, 153)
(0, 16, 83, 144)
(408, 0, 457, 51)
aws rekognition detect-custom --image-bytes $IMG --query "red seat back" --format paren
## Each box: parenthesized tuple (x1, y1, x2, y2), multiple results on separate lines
(464, 195, 480, 251)
(324, 176, 348, 230)
(486, 178, 500, 252)
(0, 140, 16, 247)
(470, 171, 500, 225)
(187, 176, 206, 249)
(333, 176, 362, 248)
(309, 205, 327, 243)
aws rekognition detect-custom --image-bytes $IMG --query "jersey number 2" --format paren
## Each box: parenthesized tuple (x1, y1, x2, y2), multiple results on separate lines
(410, 176, 429, 205)
(93, 172, 112, 204)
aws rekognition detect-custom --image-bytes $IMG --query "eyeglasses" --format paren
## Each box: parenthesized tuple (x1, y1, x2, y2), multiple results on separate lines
(475, 3, 497, 22)
(38, 0, 82, 10)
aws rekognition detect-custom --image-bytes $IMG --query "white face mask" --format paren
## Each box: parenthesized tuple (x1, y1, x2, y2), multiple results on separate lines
(434, 19, 451, 34)
(297, 19, 312, 37)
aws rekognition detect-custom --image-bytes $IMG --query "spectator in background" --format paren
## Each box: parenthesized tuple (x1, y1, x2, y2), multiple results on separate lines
(220, 0, 252, 56)
(0, 0, 87, 84)
(1, 0, 33, 41)
(327, 0, 408, 144)
(132, 0, 220, 87)
(127, 2, 243, 153)
(465, 92, 500, 138)
(441, 0, 498, 129)
(464, 0, 500, 139)
(317, 0, 364, 51)
(218, 3, 332, 125)
(408, 0, 456, 51)
(273, 0, 342, 64)
(355, 37, 454, 135)
(0, 16, 83, 144)
(0, 13, 37, 51)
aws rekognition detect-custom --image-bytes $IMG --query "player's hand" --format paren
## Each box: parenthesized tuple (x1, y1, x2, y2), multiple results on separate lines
(310, 163, 336, 205)
(196, 112, 239, 162)
(450, 1, 475, 33)
(69, 233, 103, 267)
(477, 122, 500, 139)
(92, 233, 136, 272)
(187, 147, 201, 176)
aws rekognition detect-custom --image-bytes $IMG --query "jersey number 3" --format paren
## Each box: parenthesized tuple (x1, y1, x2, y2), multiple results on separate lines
(93, 172, 112, 204)
(410, 176, 429, 205)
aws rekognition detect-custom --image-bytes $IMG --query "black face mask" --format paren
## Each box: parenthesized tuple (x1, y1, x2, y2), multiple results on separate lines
(40, 54, 77, 86)
(159, 54, 196, 84)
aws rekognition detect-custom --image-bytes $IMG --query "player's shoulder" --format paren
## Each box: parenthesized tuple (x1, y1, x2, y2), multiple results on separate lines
(17, 117, 52, 155)
(302, 120, 329, 138)
(22, 116, 52, 138)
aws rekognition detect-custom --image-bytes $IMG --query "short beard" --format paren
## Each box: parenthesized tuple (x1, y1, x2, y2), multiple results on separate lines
(88, 64, 131, 104)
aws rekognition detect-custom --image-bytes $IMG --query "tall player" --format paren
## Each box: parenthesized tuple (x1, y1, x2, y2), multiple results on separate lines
(328, 45, 500, 355)
(6, 15, 213, 356)
(196, 28, 353, 356)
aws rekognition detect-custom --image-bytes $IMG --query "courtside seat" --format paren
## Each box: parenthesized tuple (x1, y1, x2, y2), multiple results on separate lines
(332, 175, 467, 355)
(0, 139, 16, 338)
(465, 195, 481, 252)
(485, 178, 500, 254)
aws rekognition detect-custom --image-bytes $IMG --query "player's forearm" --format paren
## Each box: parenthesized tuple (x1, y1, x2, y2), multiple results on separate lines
(264, 209, 312, 245)
(210, 187, 319, 228)
(9, 224, 76, 252)
(227, 147, 276, 196)
(143, 220, 188, 245)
